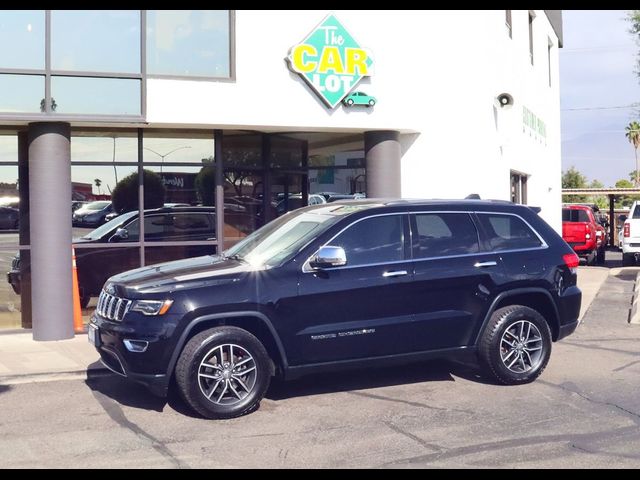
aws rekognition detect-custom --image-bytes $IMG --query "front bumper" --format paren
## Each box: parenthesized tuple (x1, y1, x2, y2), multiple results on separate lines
(7, 270, 20, 295)
(90, 312, 182, 397)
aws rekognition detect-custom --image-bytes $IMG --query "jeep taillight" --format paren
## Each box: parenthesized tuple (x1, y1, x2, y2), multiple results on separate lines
(625, 222, 630, 238)
(563, 252, 580, 272)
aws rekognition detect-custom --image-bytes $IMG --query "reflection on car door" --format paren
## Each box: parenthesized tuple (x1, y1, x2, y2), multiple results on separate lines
(406, 212, 504, 350)
(286, 213, 415, 365)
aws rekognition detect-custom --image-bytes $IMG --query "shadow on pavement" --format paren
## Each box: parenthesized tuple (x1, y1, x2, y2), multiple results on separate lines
(0, 384, 11, 395)
(266, 359, 492, 401)
(85, 373, 168, 413)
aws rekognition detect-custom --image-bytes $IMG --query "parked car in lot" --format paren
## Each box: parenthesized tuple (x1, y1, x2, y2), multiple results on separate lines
(621, 201, 640, 265)
(72, 201, 113, 228)
(561, 205, 605, 265)
(8, 206, 217, 307)
(88, 198, 581, 419)
(0, 206, 19, 230)
(276, 193, 326, 215)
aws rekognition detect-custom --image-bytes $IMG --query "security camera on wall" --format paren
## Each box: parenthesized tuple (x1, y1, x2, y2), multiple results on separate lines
(496, 93, 514, 109)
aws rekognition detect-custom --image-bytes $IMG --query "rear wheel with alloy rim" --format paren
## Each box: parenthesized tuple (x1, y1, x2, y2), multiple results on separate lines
(478, 305, 552, 385)
(175, 326, 271, 419)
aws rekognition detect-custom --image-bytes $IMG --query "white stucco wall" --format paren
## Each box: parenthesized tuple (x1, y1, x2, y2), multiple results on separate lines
(146, 9, 562, 231)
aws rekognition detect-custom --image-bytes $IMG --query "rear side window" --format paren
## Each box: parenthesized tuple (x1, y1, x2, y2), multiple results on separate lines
(413, 213, 479, 258)
(477, 214, 542, 251)
(562, 208, 590, 222)
(331, 215, 404, 267)
(633, 205, 640, 219)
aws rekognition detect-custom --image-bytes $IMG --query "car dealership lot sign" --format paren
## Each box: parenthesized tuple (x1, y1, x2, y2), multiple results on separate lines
(287, 14, 373, 109)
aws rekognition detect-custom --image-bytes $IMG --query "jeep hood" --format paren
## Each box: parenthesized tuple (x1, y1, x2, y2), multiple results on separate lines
(109, 255, 251, 295)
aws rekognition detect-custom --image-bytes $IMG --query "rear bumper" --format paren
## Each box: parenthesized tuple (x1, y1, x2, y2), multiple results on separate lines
(556, 285, 581, 341)
(621, 242, 640, 254)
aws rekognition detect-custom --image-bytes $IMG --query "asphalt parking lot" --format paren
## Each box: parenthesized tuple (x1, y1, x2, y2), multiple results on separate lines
(2, 249, 640, 468)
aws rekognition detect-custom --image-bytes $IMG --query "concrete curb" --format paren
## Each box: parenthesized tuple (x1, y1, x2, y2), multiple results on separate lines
(629, 272, 640, 324)
(0, 366, 111, 386)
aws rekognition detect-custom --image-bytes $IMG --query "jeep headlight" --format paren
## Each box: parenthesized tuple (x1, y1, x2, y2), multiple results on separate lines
(130, 299, 173, 316)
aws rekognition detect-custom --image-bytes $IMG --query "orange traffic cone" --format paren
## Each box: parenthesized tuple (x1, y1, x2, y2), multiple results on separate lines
(72, 246, 84, 333)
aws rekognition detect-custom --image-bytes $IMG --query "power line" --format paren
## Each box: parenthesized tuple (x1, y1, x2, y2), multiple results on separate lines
(561, 104, 640, 111)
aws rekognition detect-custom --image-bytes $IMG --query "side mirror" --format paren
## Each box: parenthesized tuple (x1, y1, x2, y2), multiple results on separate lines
(109, 228, 129, 242)
(309, 246, 347, 269)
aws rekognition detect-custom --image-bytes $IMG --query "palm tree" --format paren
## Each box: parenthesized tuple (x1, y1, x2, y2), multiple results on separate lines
(626, 121, 640, 186)
(94, 178, 102, 196)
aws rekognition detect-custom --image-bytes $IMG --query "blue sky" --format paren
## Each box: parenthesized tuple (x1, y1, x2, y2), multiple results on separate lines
(560, 10, 640, 186)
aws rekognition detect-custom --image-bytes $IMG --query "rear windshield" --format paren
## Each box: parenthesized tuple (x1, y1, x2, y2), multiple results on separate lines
(562, 208, 590, 223)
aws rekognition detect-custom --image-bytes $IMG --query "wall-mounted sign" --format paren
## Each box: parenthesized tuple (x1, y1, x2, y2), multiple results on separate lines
(522, 106, 547, 139)
(287, 14, 374, 109)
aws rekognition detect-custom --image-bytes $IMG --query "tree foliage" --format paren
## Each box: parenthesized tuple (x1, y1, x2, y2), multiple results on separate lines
(562, 166, 588, 203)
(111, 169, 165, 214)
(195, 165, 216, 206)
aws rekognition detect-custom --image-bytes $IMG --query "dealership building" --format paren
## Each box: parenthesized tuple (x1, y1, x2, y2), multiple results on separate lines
(0, 10, 563, 339)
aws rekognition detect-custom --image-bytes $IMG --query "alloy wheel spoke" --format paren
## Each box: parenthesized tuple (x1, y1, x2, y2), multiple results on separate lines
(233, 375, 250, 392)
(199, 372, 220, 381)
(235, 366, 256, 376)
(525, 322, 532, 342)
(502, 349, 516, 362)
(502, 338, 516, 348)
(202, 362, 223, 371)
(217, 381, 229, 403)
(519, 321, 525, 341)
(522, 349, 533, 366)
(525, 345, 543, 352)
(508, 355, 520, 369)
(518, 354, 527, 371)
(525, 337, 542, 345)
(505, 330, 519, 342)
(235, 357, 253, 368)
(228, 381, 243, 400)
(206, 380, 222, 399)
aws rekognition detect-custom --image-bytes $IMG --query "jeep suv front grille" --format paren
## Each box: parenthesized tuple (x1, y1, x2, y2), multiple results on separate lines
(97, 290, 132, 322)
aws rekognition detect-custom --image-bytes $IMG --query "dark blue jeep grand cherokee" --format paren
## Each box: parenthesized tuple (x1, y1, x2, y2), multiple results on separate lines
(89, 199, 581, 419)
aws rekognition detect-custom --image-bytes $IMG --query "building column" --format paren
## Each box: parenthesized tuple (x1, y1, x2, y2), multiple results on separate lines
(364, 130, 401, 198)
(28, 122, 73, 341)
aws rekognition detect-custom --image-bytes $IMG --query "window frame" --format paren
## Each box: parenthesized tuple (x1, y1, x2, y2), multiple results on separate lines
(0, 9, 236, 121)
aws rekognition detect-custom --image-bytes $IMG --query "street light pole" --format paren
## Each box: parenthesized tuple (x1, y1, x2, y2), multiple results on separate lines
(143, 145, 192, 174)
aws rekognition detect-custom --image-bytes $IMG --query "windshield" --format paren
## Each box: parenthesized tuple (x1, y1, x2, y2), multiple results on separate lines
(80, 211, 137, 240)
(85, 201, 111, 211)
(224, 210, 342, 268)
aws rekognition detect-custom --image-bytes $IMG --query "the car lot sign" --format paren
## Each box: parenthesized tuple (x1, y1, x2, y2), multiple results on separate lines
(287, 14, 373, 109)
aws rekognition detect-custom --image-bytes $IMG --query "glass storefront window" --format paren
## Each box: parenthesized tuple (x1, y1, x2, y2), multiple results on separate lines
(143, 131, 214, 165)
(223, 133, 262, 168)
(146, 10, 230, 78)
(71, 132, 138, 162)
(51, 76, 141, 115)
(0, 11, 45, 70)
(224, 170, 264, 247)
(0, 74, 44, 113)
(0, 134, 17, 161)
(0, 164, 26, 330)
(51, 10, 141, 73)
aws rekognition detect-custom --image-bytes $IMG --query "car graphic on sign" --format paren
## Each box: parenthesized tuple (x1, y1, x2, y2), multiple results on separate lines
(342, 91, 376, 107)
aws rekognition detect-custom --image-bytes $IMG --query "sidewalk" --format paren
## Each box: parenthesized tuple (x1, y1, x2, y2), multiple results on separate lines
(0, 265, 619, 385)
(0, 330, 104, 385)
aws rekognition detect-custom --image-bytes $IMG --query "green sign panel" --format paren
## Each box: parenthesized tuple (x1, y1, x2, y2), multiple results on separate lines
(287, 14, 374, 109)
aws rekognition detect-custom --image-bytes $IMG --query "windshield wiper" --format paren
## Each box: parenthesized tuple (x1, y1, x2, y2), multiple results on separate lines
(226, 253, 244, 261)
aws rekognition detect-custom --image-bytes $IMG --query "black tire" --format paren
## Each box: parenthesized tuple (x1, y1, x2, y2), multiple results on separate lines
(623, 253, 635, 266)
(596, 247, 606, 265)
(478, 305, 552, 385)
(368, 99, 375, 106)
(175, 326, 271, 419)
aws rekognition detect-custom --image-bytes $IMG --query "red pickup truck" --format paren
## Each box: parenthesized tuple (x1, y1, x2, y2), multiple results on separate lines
(562, 205, 606, 265)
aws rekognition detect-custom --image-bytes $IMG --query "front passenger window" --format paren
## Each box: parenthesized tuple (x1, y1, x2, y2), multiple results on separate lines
(331, 215, 404, 267)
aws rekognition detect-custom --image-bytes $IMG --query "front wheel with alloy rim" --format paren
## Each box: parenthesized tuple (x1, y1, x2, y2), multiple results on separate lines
(478, 305, 552, 385)
(175, 326, 272, 419)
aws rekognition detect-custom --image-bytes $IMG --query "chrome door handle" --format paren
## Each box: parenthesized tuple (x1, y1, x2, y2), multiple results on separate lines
(383, 270, 408, 278)
(474, 261, 497, 268)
